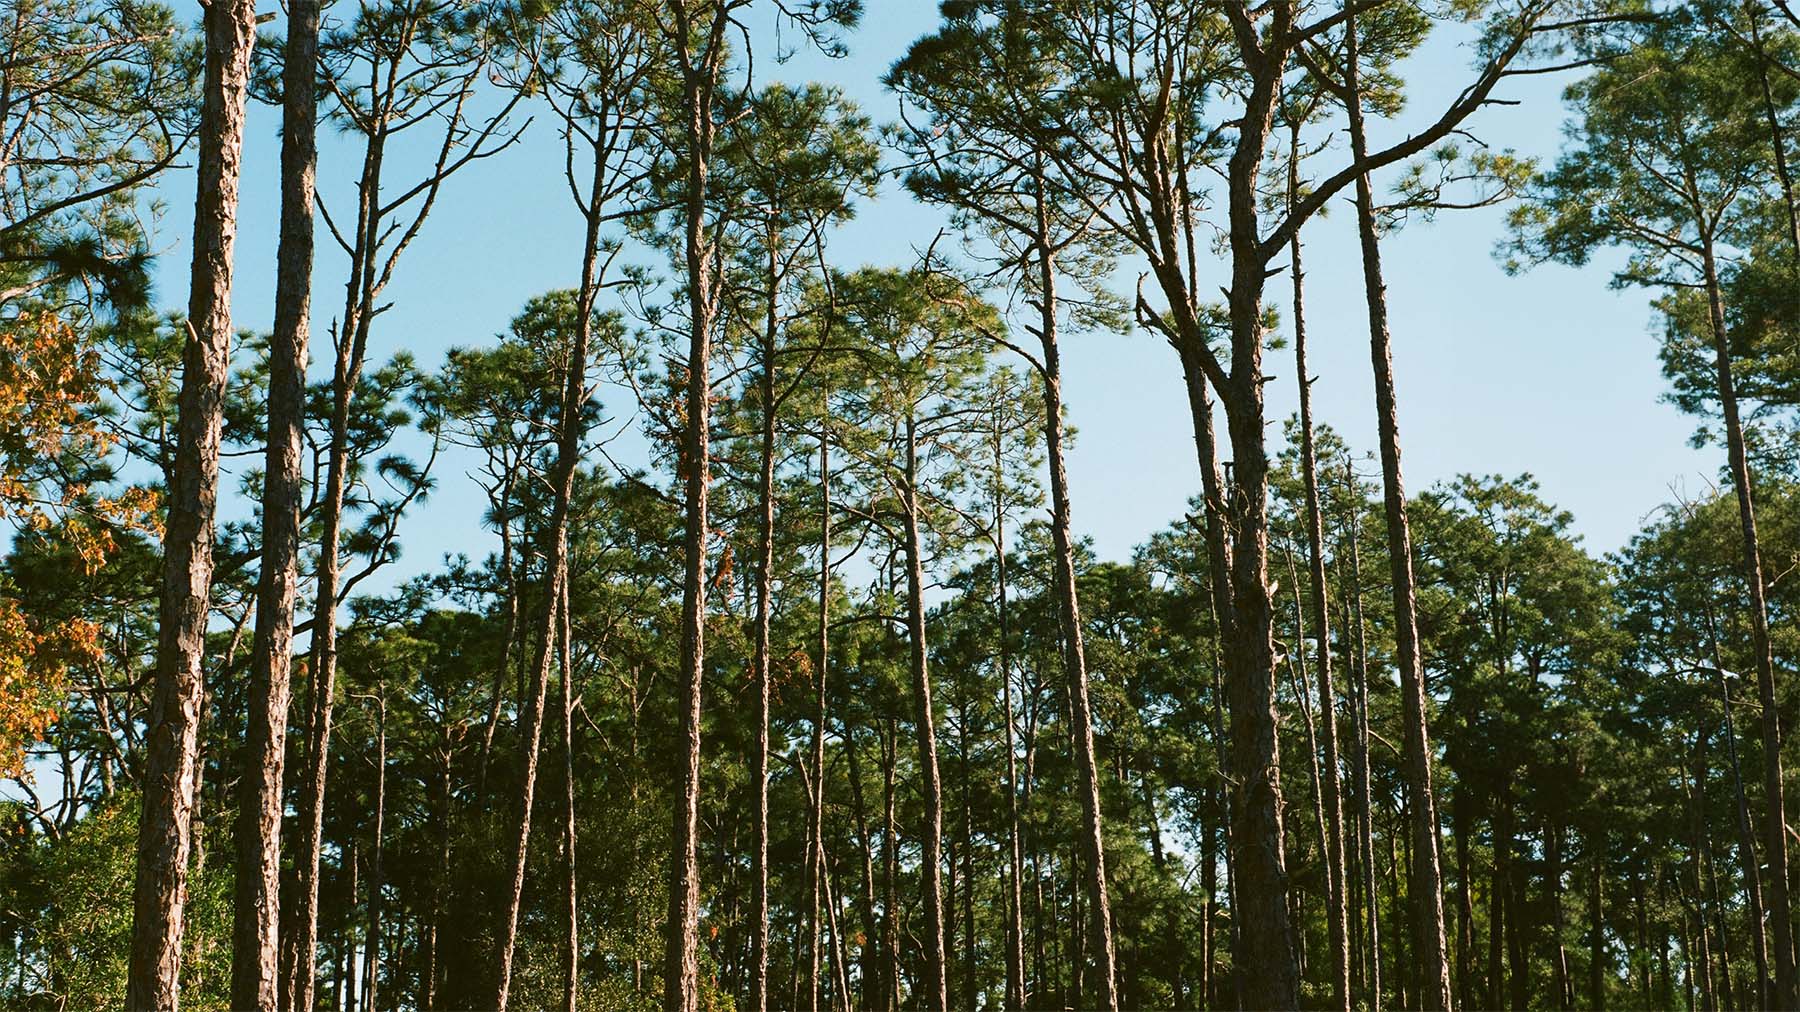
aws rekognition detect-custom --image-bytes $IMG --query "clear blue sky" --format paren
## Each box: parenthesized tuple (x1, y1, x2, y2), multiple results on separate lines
(149, 2, 1712, 590)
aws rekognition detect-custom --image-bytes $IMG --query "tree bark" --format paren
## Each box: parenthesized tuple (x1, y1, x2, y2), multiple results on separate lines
(126, 0, 254, 1004)
(662, 9, 726, 1008)
(1342, 13, 1452, 1007)
(231, 0, 312, 1004)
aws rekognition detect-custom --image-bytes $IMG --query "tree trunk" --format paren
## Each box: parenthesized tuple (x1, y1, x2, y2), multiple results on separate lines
(810, 425, 832, 1012)
(489, 138, 607, 1012)
(1288, 131, 1351, 1012)
(902, 415, 949, 1011)
(994, 436, 1026, 1012)
(364, 696, 386, 1012)
(1701, 239, 1796, 1009)
(1342, 14, 1453, 1007)
(1339, 464, 1382, 1012)
(231, 0, 312, 1003)
(1033, 202, 1119, 1012)
(561, 579, 578, 1012)
(750, 235, 778, 1012)
(663, 13, 722, 1006)
(126, 0, 254, 1004)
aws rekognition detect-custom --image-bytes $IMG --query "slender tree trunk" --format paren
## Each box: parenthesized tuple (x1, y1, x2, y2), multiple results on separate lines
(1706, 602, 1771, 1010)
(364, 696, 386, 1012)
(561, 580, 578, 1012)
(750, 236, 778, 1012)
(902, 416, 950, 1011)
(126, 0, 254, 1004)
(1287, 133, 1351, 1012)
(1340, 466, 1382, 1012)
(489, 141, 606, 1012)
(1590, 830, 1606, 1011)
(663, 14, 723, 1007)
(1701, 240, 1796, 1009)
(995, 425, 1027, 1012)
(1032, 199, 1119, 1012)
(231, 0, 312, 1004)
(1342, 15, 1452, 1007)
(810, 424, 832, 1012)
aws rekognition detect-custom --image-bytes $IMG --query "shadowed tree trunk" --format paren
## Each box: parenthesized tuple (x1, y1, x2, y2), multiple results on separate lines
(126, 0, 255, 1004)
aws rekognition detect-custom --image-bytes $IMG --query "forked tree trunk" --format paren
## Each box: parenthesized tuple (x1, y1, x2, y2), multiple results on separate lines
(126, 0, 255, 1004)
(1342, 13, 1452, 1006)
(231, 0, 313, 1003)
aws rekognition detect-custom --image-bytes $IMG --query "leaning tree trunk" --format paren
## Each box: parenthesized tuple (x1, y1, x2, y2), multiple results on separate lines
(231, 0, 313, 1003)
(1701, 238, 1796, 1009)
(1033, 199, 1119, 1012)
(1287, 124, 1352, 1012)
(809, 423, 833, 1012)
(126, 0, 254, 1005)
(901, 415, 950, 1012)
(1342, 13, 1453, 1007)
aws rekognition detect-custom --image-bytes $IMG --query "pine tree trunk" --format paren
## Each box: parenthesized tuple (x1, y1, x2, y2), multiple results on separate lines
(364, 697, 386, 1012)
(231, 0, 312, 1003)
(1339, 469, 1382, 1012)
(1287, 136, 1351, 1012)
(663, 13, 721, 1005)
(1342, 15, 1452, 1007)
(750, 238, 778, 1012)
(561, 579, 578, 1012)
(994, 441, 1026, 1012)
(1701, 240, 1796, 1009)
(1033, 210, 1118, 1012)
(1706, 602, 1771, 1009)
(902, 416, 950, 1011)
(126, 0, 254, 1004)
(489, 141, 606, 1012)
(810, 427, 833, 1012)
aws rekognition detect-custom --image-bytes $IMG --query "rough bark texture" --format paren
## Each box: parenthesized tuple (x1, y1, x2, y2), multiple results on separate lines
(662, 8, 724, 1006)
(1342, 13, 1453, 1007)
(230, 0, 312, 1004)
(125, 0, 254, 1005)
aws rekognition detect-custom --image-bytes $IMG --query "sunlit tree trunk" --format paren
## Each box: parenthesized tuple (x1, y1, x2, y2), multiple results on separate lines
(126, 0, 254, 1003)
(231, 0, 312, 1003)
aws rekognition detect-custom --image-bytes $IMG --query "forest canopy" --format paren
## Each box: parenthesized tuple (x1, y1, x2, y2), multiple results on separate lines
(2, 0, 1799, 1010)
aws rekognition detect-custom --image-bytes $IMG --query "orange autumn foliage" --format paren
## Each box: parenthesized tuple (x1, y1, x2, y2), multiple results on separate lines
(0, 311, 155, 775)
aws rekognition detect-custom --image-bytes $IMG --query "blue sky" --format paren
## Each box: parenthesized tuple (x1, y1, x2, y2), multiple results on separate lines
(148, 1, 1713, 591)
